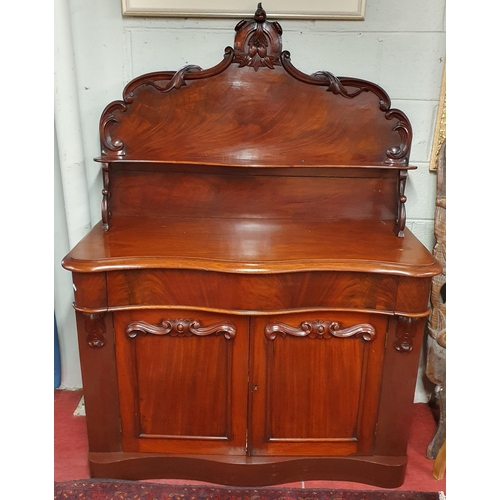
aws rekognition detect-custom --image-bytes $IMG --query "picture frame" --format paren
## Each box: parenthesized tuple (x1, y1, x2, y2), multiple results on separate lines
(430, 64, 446, 171)
(121, 0, 366, 20)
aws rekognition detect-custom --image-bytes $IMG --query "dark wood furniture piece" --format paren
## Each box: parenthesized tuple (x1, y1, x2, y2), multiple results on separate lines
(62, 4, 440, 488)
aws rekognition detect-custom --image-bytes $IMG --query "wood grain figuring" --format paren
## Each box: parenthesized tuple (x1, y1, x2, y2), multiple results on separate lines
(115, 310, 249, 456)
(249, 312, 387, 456)
(75, 312, 122, 453)
(373, 316, 426, 456)
(106, 269, 398, 314)
(109, 170, 399, 221)
(72, 272, 107, 310)
(62, 3, 441, 487)
(63, 219, 440, 277)
(395, 277, 433, 315)
(101, 65, 406, 167)
(88, 452, 408, 487)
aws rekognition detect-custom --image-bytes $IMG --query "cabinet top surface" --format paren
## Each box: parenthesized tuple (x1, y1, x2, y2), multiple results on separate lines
(63, 217, 439, 277)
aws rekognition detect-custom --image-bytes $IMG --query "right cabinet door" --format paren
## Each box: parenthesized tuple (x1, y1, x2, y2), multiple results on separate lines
(249, 311, 388, 456)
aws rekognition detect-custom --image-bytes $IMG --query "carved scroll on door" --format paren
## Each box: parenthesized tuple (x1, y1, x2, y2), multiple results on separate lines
(265, 320, 375, 341)
(126, 319, 237, 340)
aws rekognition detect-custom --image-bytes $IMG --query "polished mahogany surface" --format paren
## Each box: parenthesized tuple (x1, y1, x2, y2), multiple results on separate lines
(97, 64, 409, 167)
(64, 218, 438, 276)
(62, 3, 440, 488)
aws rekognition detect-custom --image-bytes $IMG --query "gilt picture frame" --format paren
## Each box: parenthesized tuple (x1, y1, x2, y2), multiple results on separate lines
(430, 64, 446, 172)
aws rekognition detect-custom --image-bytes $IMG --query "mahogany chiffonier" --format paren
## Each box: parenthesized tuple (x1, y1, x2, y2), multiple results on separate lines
(62, 4, 441, 488)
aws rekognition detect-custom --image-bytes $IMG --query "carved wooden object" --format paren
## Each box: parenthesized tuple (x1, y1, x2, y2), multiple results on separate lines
(84, 313, 107, 348)
(426, 139, 446, 460)
(126, 319, 237, 339)
(63, 3, 440, 489)
(265, 320, 376, 341)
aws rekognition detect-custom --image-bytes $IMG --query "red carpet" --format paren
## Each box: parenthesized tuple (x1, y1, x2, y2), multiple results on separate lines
(54, 480, 442, 500)
(54, 390, 445, 494)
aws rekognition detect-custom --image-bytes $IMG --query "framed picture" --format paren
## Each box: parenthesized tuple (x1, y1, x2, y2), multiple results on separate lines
(122, 0, 366, 20)
(430, 64, 446, 171)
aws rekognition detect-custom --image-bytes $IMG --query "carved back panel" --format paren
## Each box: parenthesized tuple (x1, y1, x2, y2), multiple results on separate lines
(100, 64, 410, 166)
(98, 5, 411, 167)
(97, 4, 414, 236)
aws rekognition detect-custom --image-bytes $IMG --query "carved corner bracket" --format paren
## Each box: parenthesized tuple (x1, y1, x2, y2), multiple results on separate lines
(126, 319, 236, 340)
(265, 320, 375, 341)
(394, 316, 417, 353)
(84, 312, 107, 348)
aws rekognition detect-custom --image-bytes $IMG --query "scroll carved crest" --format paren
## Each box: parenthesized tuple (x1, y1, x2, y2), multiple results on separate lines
(126, 318, 236, 340)
(234, 3, 282, 70)
(265, 320, 375, 341)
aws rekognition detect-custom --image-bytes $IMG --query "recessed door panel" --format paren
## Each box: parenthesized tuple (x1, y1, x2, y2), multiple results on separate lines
(250, 312, 388, 456)
(115, 310, 249, 455)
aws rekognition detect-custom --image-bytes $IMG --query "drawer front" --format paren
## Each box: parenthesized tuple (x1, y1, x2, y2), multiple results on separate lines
(114, 309, 249, 455)
(249, 310, 388, 457)
(107, 269, 398, 313)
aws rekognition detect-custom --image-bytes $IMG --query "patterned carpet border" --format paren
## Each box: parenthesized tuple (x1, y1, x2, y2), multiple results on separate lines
(54, 480, 444, 500)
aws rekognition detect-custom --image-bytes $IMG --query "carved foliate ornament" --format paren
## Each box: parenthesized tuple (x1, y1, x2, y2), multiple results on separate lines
(84, 313, 107, 348)
(265, 320, 375, 341)
(126, 318, 236, 340)
(234, 3, 283, 70)
(394, 316, 416, 352)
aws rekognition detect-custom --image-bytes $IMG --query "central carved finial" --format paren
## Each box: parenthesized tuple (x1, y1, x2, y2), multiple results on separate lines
(233, 3, 283, 71)
(254, 2, 266, 22)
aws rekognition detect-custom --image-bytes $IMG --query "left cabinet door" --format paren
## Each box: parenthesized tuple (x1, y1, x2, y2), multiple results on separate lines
(114, 309, 249, 455)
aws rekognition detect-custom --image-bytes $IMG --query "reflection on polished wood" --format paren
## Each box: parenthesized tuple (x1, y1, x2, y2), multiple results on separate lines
(63, 3, 440, 488)
(64, 217, 438, 276)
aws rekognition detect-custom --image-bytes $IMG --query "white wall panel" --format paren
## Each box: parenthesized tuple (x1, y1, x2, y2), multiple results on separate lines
(127, 28, 235, 78)
(406, 162, 438, 221)
(378, 33, 445, 100)
(69, 0, 128, 226)
(278, 32, 382, 80)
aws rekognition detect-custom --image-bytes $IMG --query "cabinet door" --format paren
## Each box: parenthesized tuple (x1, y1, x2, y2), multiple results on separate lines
(249, 312, 387, 456)
(114, 309, 249, 455)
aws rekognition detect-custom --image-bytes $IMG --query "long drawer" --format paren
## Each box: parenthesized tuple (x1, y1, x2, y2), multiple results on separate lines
(106, 269, 398, 314)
